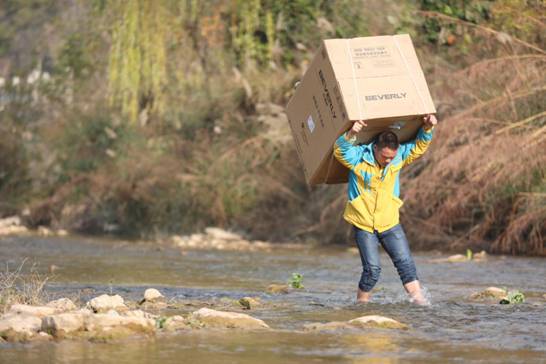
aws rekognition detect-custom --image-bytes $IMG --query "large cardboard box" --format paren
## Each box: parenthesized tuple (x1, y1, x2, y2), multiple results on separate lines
(286, 34, 436, 185)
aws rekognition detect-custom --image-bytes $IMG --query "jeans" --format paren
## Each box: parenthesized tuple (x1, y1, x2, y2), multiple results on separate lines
(354, 224, 418, 292)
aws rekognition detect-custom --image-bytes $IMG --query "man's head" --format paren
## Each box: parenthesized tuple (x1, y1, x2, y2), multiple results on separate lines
(373, 131, 399, 167)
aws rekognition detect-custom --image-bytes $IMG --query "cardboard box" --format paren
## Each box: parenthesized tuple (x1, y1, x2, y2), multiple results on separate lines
(286, 34, 436, 185)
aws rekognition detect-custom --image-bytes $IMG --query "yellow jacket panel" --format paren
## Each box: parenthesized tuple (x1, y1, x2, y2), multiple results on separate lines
(333, 127, 434, 233)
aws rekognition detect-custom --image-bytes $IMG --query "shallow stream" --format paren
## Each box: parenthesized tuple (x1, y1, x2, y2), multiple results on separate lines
(0, 235, 545, 363)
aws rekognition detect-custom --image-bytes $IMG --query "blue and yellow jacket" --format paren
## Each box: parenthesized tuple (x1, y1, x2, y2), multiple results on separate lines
(333, 126, 434, 233)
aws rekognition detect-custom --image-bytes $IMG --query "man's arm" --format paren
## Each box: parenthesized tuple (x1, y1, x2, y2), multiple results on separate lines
(333, 120, 366, 170)
(401, 114, 437, 167)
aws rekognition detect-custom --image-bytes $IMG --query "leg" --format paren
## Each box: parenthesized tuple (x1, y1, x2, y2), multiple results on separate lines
(379, 225, 427, 305)
(354, 226, 381, 303)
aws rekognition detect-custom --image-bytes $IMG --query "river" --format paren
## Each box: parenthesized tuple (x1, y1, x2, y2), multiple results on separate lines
(0, 235, 545, 363)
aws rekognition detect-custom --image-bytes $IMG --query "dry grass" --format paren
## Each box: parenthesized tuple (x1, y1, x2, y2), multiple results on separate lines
(0, 259, 51, 313)
(400, 9, 546, 255)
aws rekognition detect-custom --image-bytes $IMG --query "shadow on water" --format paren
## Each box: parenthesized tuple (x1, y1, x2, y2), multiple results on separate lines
(0, 235, 545, 363)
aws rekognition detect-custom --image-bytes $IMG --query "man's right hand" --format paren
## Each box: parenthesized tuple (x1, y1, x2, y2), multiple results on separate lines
(346, 120, 367, 140)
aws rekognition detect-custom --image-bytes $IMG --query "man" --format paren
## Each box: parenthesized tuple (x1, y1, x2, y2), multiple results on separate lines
(333, 115, 437, 305)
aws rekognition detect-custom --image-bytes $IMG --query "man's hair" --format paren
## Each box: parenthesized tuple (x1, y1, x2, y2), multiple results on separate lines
(375, 131, 399, 150)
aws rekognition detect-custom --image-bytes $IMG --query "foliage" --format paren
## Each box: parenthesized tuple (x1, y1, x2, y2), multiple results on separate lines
(499, 290, 525, 304)
(289, 273, 304, 289)
(107, 0, 169, 124)
(0, 259, 50, 313)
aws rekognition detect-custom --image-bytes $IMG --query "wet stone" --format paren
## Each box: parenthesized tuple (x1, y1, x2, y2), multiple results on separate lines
(266, 284, 289, 294)
(87, 294, 127, 313)
(46, 298, 77, 312)
(191, 308, 269, 329)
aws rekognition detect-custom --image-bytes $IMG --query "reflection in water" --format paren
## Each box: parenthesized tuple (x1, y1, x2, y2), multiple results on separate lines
(343, 333, 399, 364)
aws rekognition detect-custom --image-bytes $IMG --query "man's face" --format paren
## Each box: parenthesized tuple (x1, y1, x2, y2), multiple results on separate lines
(373, 145, 398, 167)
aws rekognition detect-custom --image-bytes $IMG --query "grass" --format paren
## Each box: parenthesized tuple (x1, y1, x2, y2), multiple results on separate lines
(289, 273, 304, 289)
(0, 259, 51, 313)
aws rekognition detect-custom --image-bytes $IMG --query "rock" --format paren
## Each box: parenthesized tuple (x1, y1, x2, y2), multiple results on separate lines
(46, 298, 77, 312)
(470, 287, 507, 300)
(447, 254, 468, 263)
(0, 216, 22, 229)
(86, 294, 127, 313)
(266, 284, 289, 294)
(346, 247, 359, 255)
(204, 227, 242, 241)
(41, 312, 87, 336)
(142, 288, 164, 303)
(162, 315, 188, 331)
(37, 226, 53, 236)
(304, 315, 407, 331)
(123, 310, 158, 320)
(56, 229, 69, 237)
(349, 315, 408, 329)
(9, 304, 57, 318)
(473, 250, 488, 261)
(85, 312, 155, 333)
(0, 314, 42, 340)
(238, 297, 261, 310)
(191, 308, 269, 329)
(34, 331, 53, 341)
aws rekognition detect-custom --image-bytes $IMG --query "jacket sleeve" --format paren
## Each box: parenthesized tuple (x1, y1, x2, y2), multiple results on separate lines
(333, 133, 363, 170)
(400, 126, 434, 167)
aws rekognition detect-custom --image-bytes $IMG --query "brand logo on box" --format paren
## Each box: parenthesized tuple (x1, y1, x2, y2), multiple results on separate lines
(365, 92, 407, 101)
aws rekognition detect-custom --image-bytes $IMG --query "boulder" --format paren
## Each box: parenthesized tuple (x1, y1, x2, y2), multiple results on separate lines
(85, 311, 155, 333)
(204, 227, 242, 241)
(123, 310, 158, 320)
(266, 284, 289, 294)
(86, 294, 127, 313)
(9, 304, 57, 318)
(447, 254, 468, 263)
(304, 315, 407, 331)
(470, 287, 507, 300)
(41, 312, 87, 336)
(142, 288, 165, 303)
(0, 314, 42, 340)
(191, 308, 269, 329)
(238, 297, 261, 310)
(46, 298, 77, 312)
(348, 315, 408, 329)
(473, 250, 488, 261)
(162, 315, 188, 331)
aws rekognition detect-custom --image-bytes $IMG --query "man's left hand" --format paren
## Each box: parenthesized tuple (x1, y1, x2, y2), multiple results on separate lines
(423, 114, 437, 131)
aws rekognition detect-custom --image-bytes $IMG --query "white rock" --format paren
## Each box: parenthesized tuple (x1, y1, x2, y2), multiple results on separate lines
(143, 288, 164, 302)
(0, 216, 21, 228)
(56, 229, 69, 236)
(123, 310, 157, 320)
(0, 314, 42, 336)
(86, 294, 127, 313)
(447, 254, 468, 263)
(163, 315, 187, 331)
(46, 298, 77, 312)
(0, 225, 29, 235)
(41, 312, 87, 335)
(348, 315, 407, 329)
(85, 313, 155, 332)
(191, 308, 269, 329)
(9, 304, 57, 318)
(204, 227, 243, 241)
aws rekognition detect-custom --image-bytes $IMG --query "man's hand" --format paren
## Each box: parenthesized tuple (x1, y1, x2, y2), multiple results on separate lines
(346, 120, 367, 140)
(423, 114, 437, 131)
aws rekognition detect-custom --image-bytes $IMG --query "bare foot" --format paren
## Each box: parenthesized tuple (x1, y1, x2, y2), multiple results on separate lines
(356, 288, 371, 303)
